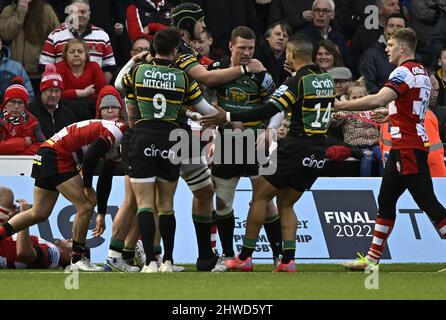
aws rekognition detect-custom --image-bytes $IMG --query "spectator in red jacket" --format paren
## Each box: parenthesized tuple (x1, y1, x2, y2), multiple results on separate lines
(126, 0, 172, 42)
(55, 38, 107, 121)
(0, 77, 45, 155)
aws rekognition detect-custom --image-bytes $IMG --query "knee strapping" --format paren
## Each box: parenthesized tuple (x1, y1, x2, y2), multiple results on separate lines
(182, 167, 212, 192)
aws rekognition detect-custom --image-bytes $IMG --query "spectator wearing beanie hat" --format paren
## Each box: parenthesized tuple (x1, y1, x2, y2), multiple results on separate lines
(28, 64, 76, 139)
(0, 77, 45, 155)
(95, 85, 125, 121)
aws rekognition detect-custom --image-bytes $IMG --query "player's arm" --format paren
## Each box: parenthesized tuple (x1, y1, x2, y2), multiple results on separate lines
(114, 51, 149, 91)
(187, 59, 266, 87)
(82, 137, 111, 190)
(335, 87, 397, 111)
(201, 101, 280, 127)
(16, 228, 37, 265)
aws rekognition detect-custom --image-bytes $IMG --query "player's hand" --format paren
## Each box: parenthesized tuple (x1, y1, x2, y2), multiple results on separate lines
(185, 109, 202, 121)
(370, 108, 389, 123)
(92, 214, 106, 237)
(84, 187, 97, 206)
(247, 59, 266, 73)
(131, 50, 149, 63)
(200, 105, 227, 128)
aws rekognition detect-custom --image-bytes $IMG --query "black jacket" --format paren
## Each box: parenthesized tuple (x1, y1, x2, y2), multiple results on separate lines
(359, 36, 396, 94)
(267, 0, 314, 34)
(254, 43, 290, 86)
(27, 98, 77, 139)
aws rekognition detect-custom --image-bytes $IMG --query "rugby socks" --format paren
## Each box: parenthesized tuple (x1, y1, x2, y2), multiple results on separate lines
(211, 210, 218, 251)
(239, 236, 256, 260)
(366, 217, 395, 263)
(137, 208, 156, 265)
(215, 210, 235, 257)
(436, 217, 446, 238)
(72, 240, 87, 263)
(281, 240, 296, 264)
(193, 214, 213, 260)
(122, 246, 136, 261)
(108, 238, 124, 258)
(0, 222, 15, 240)
(159, 210, 176, 263)
(264, 215, 282, 259)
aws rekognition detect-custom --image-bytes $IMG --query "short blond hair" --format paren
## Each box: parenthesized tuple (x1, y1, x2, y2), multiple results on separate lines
(390, 27, 417, 52)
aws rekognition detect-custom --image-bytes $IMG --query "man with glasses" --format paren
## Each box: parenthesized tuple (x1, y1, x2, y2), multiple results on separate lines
(299, 0, 352, 69)
(0, 77, 45, 155)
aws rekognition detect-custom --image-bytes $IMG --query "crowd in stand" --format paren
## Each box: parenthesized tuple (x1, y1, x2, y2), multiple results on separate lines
(1, 0, 446, 177)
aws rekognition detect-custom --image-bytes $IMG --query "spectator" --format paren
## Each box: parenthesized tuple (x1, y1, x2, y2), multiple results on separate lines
(267, 0, 314, 34)
(0, 77, 45, 155)
(314, 39, 344, 71)
(349, 0, 400, 72)
(410, 0, 446, 47)
(435, 48, 446, 107)
(0, 0, 59, 95)
(27, 64, 76, 139)
(126, 0, 172, 43)
(192, 29, 219, 61)
(333, 79, 383, 176)
(430, 74, 446, 150)
(39, 0, 116, 83)
(0, 37, 35, 103)
(55, 38, 107, 121)
(255, 21, 292, 86)
(298, 0, 352, 69)
(359, 13, 406, 93)
(329, 66, 352, 98)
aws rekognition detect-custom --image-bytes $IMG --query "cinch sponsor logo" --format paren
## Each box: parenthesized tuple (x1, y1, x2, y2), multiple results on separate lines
(144, 144, 175, 159)
(144, 68, 177, 81)
(302, 155, 325, 168)
(312, 78, 333, 89)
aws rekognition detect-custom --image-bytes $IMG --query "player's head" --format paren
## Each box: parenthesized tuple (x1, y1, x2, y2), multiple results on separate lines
(385, 27, 417, 65)
(229, 26, 256, 66)
(286, 35, 313, 68)
(171, 2, 205, 41)
(0, 186, 16, 225)
(96, 85, 125, 121)
(54, 239, 73, 268)
(153, 27, 182, 59)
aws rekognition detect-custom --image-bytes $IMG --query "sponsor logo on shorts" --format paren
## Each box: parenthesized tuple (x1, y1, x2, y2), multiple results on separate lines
(144, 145, 175, 160)
(302, 155, 326, 169)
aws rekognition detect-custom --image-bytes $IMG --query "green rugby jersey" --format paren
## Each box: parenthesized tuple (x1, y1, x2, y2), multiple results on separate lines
(208, 58, 276, 128)
(122, 58, 203, 124)
(269, 64, 335, 138)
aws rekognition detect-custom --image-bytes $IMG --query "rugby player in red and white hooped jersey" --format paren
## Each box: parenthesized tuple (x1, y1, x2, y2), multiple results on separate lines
(0, 185, 73, 270)
(0, 85, 126, 272)
(335, 28, 446, 271)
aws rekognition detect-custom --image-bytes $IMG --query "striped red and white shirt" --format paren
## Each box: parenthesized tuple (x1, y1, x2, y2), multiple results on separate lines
(39, 24, 116, 69)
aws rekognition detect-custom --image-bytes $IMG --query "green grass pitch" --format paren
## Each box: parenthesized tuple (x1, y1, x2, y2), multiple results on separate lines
(1, 264, 446, 300)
